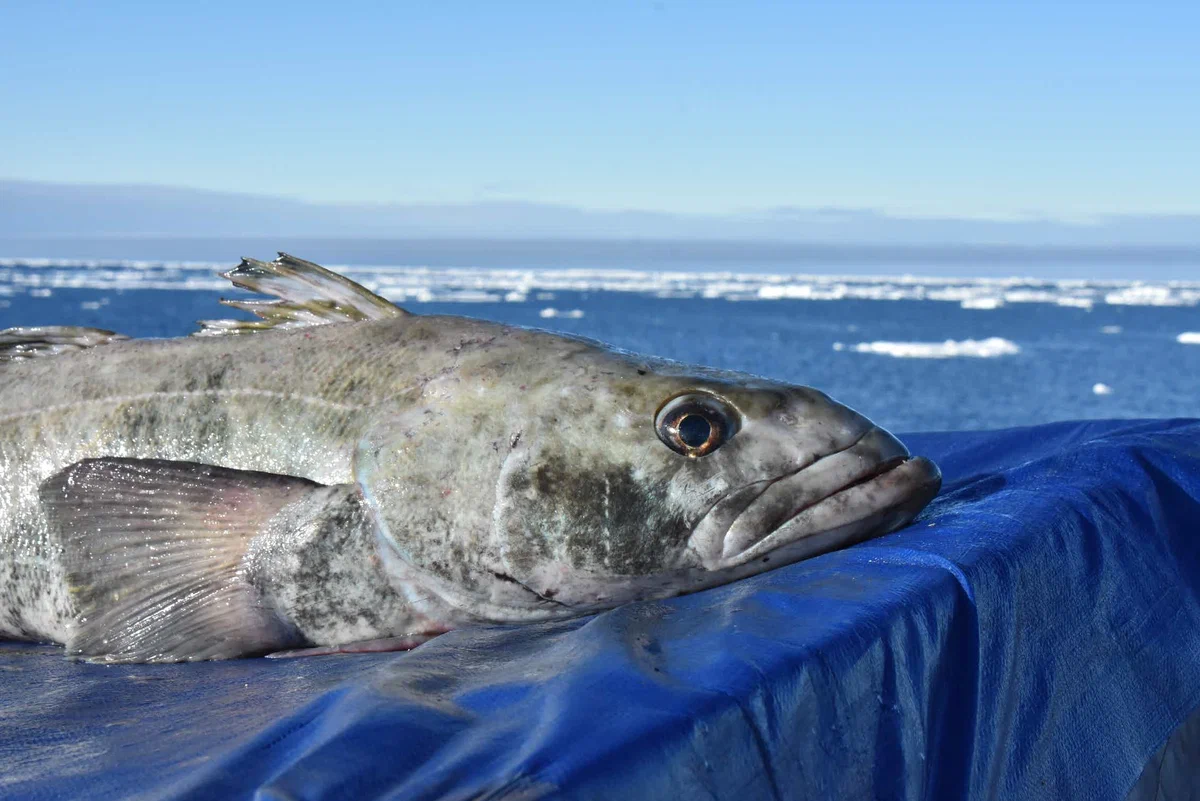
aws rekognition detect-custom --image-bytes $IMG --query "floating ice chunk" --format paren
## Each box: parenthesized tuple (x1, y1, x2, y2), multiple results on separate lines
(1179, 332, 1200, 345)
(1056, 297, 1094, 309)
(758, 284, 848, 301)
(381, 288, 435, 303)
(1101, 325, 1123, 334)
(439, 291, 501, 302)
(504, 290, 528, 303)
(29, 288, 52, 298)
(540, 308, 585, 319)
(1092, 383, 1113, 395)
(832, 342, 846, 351)
(1106, 286, 1191, 306)
(849, 337, 1020, 359)
(961, 297, 1004, 310)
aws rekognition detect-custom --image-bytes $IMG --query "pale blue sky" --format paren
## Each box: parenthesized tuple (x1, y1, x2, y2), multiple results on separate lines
(1, 1, 1197, 218)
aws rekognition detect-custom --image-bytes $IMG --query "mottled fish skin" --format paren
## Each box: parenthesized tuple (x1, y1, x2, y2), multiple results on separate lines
(0, 314, 538, 642)
(0, 257, 942, 660)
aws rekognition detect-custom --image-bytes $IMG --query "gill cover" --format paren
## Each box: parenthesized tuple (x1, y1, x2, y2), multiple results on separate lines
(354, 374, 705, 621)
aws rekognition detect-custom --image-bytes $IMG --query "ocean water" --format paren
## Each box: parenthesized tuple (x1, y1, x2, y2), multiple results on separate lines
(1, 257, 1198, 432)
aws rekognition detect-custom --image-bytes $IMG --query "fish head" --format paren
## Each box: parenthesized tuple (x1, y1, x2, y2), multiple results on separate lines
(356, 329, 941, 624)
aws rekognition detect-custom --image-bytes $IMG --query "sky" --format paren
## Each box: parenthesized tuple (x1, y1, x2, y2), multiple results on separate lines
(1, 1, 1198, 221)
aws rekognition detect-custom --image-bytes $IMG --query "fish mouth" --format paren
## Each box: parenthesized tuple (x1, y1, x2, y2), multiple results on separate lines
(693, 427, 942, 569)
(767, 454, 909, 535)
(725, 454, 941, 566)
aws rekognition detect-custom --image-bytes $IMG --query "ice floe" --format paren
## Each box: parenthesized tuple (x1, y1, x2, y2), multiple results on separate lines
(839, 337, 1021, 359)
(1106, 285, 1197, 307)
(1178, 332, 1200, 345)
(960, 297, 1004, 310)
(1055, 297, 1095, 310)
(539, 308, 585, 319)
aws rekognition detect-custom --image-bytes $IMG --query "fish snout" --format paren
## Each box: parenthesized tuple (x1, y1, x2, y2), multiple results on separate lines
(716, 426, 940, 566)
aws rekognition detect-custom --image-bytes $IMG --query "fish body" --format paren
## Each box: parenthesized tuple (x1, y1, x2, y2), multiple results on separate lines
(0, 255, 941, 662)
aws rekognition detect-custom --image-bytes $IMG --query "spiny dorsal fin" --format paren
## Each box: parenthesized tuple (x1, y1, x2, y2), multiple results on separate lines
(195, 252, 408, 337)
(0, 326, 129, 362)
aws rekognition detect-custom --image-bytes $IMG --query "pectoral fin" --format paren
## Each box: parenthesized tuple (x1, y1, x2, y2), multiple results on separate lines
(39, 458, 323, 663)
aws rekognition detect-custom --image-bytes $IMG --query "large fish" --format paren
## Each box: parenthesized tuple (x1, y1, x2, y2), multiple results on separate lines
(0, 255, 941, 662)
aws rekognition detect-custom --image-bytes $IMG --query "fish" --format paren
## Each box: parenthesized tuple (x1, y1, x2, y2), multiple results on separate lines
(0, 254, 942, 663)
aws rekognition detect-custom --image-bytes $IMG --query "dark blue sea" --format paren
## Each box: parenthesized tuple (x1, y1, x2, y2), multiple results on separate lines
(2, 256, 1198, 432)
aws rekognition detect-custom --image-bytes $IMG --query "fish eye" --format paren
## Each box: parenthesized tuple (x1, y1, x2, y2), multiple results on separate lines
(654, 393, 740, 458)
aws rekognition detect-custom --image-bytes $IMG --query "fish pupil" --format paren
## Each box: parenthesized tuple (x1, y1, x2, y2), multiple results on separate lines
(677, 414, 712, 448)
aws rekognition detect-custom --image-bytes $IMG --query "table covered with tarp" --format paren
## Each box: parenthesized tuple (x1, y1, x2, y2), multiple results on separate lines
(1, 418, 1198, 800)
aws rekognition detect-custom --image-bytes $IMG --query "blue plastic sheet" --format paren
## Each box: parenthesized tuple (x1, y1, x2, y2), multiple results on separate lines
(2, 419, 1199, 800)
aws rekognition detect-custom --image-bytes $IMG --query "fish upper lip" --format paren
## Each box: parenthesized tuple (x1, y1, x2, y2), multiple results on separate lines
(765, 454, 910, 538)
(691, 426, 877, 535)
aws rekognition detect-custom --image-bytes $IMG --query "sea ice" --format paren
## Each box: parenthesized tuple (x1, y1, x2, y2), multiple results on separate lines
(846, 337, 1020, 359)
(1056, 297, 1094, 309)
(1, 258, 1198, 309)
(961, 297, 1004, 310)
(540, 308, 585, 319)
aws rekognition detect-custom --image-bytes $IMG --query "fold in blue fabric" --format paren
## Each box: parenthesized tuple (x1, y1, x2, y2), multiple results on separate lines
(1, 419, 1198, 800)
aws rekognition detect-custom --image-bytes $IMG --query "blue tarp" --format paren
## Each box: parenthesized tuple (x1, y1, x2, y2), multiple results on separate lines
(2, 418, 1199, 800)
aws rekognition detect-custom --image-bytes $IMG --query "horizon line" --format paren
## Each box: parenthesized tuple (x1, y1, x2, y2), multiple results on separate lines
(5, 176, 1200, 226)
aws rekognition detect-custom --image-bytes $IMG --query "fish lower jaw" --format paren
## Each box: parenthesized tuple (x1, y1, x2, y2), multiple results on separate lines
(714, 455, 942, 569)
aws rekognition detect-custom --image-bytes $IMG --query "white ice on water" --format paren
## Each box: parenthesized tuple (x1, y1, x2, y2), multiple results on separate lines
(1, 259, 1198, 308)
(1178, 332, 1200, 345)
(960, 297, 1004, 310)
(539, 308, 585, 319)
(837, 337, 1021, 359)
